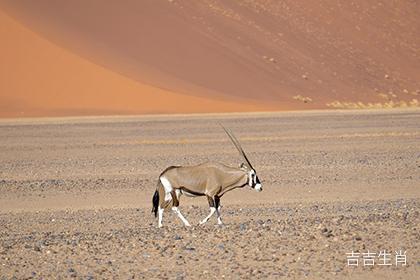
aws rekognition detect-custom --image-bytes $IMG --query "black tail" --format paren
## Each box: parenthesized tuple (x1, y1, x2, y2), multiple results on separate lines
(152, 190, 159, 217)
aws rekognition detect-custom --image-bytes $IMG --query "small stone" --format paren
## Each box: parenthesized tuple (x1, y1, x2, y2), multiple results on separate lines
(321, 227, 333, 237)
(68, 268, 76, 273)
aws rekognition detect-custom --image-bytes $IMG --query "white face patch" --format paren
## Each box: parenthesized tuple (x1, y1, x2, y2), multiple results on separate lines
(248, 170, 256, 187)
(248, 170, 262, 191)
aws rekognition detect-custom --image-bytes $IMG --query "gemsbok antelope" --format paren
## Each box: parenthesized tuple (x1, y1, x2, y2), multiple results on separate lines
(151, 126, 262, 227)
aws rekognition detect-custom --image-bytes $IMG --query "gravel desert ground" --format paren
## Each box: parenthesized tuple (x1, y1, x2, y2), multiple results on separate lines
(0, 109, 419, 279)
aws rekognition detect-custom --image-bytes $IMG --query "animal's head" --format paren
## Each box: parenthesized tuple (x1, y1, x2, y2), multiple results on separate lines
(240, 163, 262, 192)
(221, 124, 263, 192)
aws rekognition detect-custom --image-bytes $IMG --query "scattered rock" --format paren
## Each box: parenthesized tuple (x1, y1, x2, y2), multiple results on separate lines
(321, 227, 333, 238)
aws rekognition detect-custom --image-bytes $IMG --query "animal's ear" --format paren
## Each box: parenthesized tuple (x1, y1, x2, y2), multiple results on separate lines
(240, 163, 247, 169)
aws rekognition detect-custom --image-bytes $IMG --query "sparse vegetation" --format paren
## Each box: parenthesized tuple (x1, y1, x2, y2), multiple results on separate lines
(377, 93, 389, 100)
(293, 95, 313, 103)
(326, 99, 419, 109)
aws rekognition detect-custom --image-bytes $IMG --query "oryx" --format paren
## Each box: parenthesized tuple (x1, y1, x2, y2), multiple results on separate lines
(151, 126, 262, 227)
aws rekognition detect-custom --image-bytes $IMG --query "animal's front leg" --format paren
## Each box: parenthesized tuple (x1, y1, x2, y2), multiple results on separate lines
(199, 207, 216, 225)
(200, 196, 217, 225)
(215, 195, 223, 225)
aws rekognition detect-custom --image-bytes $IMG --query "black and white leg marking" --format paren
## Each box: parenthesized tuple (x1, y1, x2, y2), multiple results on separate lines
(158, 206, 164, 228)
(215, 196, 223, 225)
(200, 196, 218, 225)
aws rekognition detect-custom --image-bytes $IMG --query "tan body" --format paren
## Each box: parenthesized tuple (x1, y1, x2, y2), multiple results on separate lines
(161, 162, 248, 198)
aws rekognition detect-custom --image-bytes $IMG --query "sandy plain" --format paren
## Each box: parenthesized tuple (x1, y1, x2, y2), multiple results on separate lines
(0, 109, 419, 279)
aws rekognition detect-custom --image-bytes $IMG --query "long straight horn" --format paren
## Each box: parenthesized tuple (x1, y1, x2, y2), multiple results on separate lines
(220, 124, 254, 169)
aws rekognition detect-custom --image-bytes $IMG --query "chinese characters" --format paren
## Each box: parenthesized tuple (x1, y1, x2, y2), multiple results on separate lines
(346, 250, 407, 267)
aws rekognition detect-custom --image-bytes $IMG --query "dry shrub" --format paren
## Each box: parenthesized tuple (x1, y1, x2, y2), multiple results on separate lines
(293, 95, 313, 103)
(377, 93, 389, 100)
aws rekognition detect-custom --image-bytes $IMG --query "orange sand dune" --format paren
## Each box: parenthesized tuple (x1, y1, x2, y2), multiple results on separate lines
(0, 10, 272, 118)
(1, 0, 419, 113)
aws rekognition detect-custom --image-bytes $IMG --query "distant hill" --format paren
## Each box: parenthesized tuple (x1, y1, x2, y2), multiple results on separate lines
(0, 9, 269, 117)
(1, 0, 419, 117)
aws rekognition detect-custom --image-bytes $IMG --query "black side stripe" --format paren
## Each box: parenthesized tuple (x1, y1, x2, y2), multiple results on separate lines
(180, 187, 205, 196)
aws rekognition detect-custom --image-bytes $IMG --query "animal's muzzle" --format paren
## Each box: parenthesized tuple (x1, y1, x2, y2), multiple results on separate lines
(254, 183, 262, 192)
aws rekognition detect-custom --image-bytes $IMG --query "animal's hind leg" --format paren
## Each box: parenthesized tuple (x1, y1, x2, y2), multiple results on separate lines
(200, 196, 217, 225)
(215, 196, 223, 225)
(171, 190, 191, 227)
(158, 206, 164, 228)
(157, 186, 167, 228)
